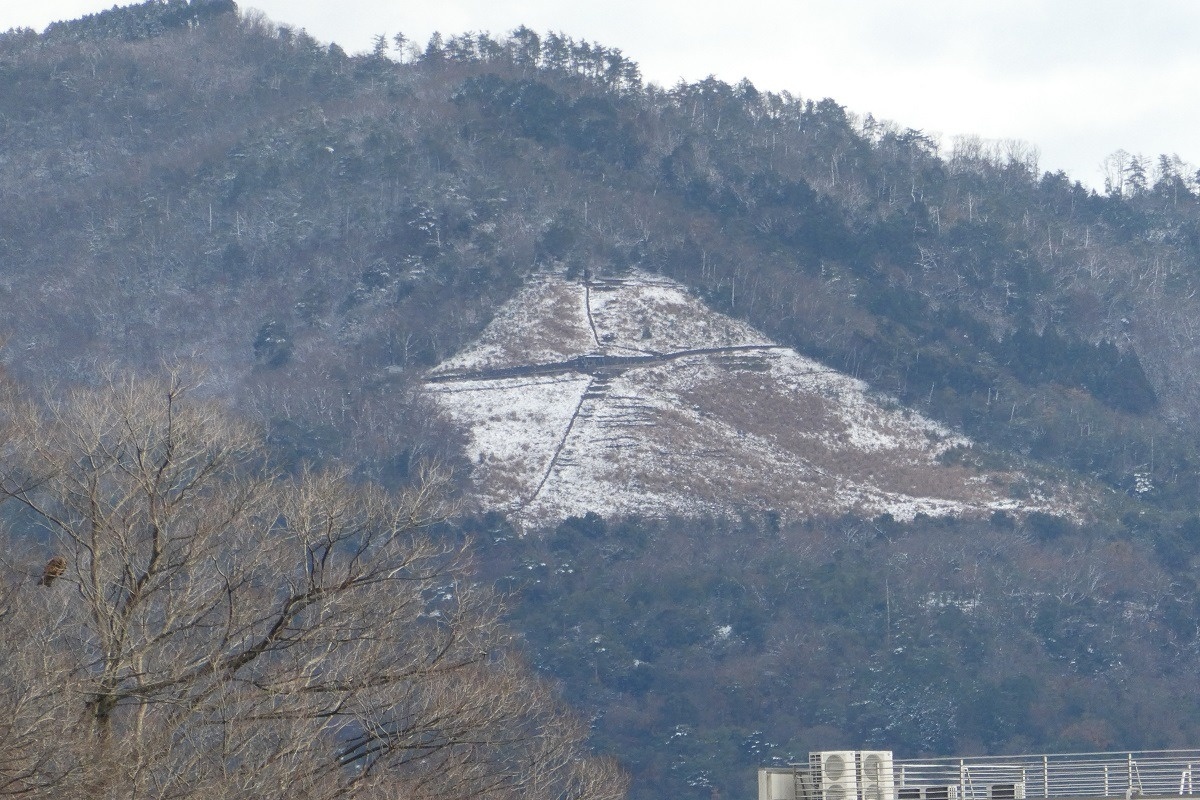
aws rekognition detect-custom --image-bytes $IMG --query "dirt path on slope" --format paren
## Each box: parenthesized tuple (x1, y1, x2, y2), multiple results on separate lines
(427, 344, 791, 384)
(518, 376, 596, 511)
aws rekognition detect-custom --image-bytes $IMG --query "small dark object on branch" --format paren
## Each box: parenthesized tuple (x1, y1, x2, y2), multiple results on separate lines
(39, 556, 66, 587)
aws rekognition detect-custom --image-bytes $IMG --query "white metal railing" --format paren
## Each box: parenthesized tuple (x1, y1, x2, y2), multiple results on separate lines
(893, 750, 1200, 799)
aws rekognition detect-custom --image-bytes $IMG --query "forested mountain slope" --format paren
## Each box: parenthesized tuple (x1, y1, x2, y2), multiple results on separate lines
(0, 0, 1186, 504)
(7, 4, 1200, 800)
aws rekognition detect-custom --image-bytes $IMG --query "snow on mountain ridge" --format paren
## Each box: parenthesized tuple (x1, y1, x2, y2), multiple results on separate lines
(425, 271, 1075, 527)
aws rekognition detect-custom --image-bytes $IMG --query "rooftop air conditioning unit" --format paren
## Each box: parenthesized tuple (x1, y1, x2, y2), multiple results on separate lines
(813, 752, 859, 800)
(989, 784, 1025, 800)
(858, 751, 896, 800)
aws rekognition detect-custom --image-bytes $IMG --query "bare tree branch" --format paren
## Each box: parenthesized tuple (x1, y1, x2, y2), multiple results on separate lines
(0, 369, 626, 800)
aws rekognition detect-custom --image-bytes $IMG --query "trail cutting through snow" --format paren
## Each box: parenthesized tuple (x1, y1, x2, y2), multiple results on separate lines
(427, 344, 795, 384)
(584, 282, 601, 349)
(521, 376, 595, 511)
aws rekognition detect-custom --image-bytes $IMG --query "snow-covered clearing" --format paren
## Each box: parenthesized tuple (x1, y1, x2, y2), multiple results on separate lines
(426, 271, 1077, 527)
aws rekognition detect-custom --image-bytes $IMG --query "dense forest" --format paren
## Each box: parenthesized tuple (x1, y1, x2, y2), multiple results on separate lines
(6, 2, 1200, 799)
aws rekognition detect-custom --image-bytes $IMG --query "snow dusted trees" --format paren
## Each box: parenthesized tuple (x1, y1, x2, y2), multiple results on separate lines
(0, 369, 626, 800)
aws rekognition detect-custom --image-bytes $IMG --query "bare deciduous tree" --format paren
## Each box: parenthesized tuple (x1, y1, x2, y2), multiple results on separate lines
(0, 370, 626, 800)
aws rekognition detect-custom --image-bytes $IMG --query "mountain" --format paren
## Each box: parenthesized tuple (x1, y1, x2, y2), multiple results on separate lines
(0, 5, 1182, 517)
(8, 4, 1200, 800)
(427, 270, 1075, 526)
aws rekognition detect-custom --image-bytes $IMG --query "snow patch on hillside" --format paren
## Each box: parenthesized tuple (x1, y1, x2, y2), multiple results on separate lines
(425, 373, 592, 509)
(431, 278, 596, 374)
(587, 278, 770, 353)
(425, 271, 1077, 527)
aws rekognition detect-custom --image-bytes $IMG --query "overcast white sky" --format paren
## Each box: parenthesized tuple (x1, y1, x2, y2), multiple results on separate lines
(9, 1, 1200, 189)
